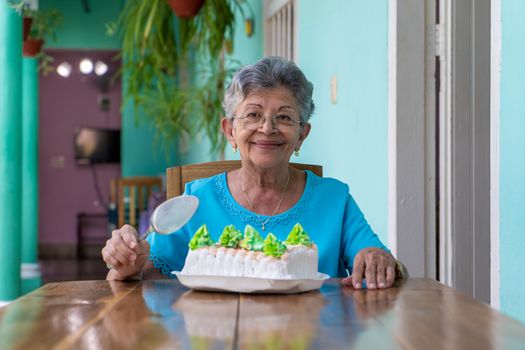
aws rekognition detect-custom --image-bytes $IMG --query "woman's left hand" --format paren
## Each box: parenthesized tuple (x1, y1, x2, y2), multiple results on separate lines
(341, 248, 397, 289)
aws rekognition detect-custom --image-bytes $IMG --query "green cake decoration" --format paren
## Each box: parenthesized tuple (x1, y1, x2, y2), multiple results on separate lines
(218, 224, 243, 248)
(262, 233, 287, 258)
(284, 223, 313, 247)
(188, 224, 215, 250)
(188, 223, 313, 257)
(240, 225, 264, 251)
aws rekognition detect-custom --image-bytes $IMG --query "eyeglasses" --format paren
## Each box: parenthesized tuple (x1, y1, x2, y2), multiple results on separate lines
(232, 113, 302, 130)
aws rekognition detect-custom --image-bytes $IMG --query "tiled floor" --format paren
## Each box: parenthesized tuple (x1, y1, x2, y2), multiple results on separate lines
(40, 258, 108, 284)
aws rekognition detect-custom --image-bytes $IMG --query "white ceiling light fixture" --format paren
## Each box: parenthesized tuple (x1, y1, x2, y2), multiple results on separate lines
(56, 62, 72, 78)
(94, 61, 108, 76)
(79, 58, 93, 74)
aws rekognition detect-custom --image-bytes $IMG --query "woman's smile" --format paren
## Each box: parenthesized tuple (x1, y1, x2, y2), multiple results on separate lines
(251, 140, 285, 149)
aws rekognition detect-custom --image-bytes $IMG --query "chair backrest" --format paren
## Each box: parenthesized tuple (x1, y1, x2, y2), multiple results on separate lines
(113, 177, 162, 227)
(166, 160, 322, 199)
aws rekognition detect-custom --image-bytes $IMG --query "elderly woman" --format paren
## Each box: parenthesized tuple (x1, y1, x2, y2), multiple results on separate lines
(102, 57, 406, 289)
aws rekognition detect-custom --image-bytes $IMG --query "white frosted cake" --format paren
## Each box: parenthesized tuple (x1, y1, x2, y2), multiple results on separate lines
(181, 223, 318, 279)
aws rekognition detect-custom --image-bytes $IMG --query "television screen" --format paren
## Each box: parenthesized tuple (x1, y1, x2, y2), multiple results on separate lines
(74, 127, 120, 164)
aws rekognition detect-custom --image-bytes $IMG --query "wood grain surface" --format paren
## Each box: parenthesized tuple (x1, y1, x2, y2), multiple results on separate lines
(1, 278, 524, 349)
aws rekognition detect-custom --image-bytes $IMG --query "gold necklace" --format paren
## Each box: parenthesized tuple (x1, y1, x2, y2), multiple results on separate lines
(239, 169, 291, 231)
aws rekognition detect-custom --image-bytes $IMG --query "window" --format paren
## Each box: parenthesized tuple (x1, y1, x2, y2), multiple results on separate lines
(264, 0, 296, 61)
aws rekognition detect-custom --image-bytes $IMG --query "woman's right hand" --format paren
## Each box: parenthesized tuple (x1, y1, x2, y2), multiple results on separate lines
(102, 224, 150, 280)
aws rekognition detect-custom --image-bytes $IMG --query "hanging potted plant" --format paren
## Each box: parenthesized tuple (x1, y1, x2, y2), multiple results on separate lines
(110, 0, 251, 155)
(22, 8, 62, 57)
(167, 0, 206, 18)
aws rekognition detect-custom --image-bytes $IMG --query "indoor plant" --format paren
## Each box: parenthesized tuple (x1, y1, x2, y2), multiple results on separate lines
(11, 2, 63, 58)
(22, 7, 62, 57)
(111, 0, 250, 155)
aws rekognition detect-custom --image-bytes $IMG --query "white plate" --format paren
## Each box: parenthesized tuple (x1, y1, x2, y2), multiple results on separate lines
(172, 271, 330, 294)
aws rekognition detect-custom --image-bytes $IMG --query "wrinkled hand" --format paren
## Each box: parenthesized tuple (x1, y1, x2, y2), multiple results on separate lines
(102, 224, 150, 280)
(342, 247, 397, 289)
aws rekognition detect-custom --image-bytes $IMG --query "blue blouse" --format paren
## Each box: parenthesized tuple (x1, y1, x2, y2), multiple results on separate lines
(146, 170, 388, 278)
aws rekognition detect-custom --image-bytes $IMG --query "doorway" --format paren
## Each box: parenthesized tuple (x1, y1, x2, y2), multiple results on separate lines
(389, 0, 492, 303)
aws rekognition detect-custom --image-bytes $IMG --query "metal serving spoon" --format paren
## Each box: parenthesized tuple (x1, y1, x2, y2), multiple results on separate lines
(106, 195, 199, 269)
(144, 194, 200, 237)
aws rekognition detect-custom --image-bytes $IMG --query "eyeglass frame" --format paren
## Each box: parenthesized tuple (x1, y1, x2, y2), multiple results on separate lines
(231, 113, 303, 130)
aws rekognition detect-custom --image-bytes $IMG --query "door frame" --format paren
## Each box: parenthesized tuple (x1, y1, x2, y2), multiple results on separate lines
(388, 0, 437, 279)
(490, 0, 501, 309)
(438, 0, 491, 303)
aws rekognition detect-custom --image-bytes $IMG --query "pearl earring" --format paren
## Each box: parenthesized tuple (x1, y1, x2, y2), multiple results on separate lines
(231, 139, 238, 153)
(294, 149, 300, 157)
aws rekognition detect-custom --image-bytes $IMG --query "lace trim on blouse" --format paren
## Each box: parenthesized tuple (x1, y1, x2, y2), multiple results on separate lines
(215, 170, 320, 230)
(149, 254, 177, 279)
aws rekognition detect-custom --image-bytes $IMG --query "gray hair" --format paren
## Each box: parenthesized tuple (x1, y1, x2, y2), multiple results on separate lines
(223, 56, 315, 123)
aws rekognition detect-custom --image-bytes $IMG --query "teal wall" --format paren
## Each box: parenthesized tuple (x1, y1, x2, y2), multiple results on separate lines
(500, 0, 525, 324)
(121, 100, 178, 177)
(41, 0, 122, 49)
(296, 0, 389, 243)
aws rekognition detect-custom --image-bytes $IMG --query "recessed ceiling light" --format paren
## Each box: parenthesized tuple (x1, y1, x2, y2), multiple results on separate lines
(94, 61, 108, 76)
(56, 62, 72, 78)
(79, 58, 93, 74)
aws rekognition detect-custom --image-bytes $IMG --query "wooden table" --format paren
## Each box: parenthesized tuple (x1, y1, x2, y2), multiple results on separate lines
(0, 278, 524, 349)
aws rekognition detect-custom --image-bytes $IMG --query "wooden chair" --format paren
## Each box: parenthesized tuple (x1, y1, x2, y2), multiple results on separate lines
(111, 177, 163, 227)
(166, 160, 322, 199)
